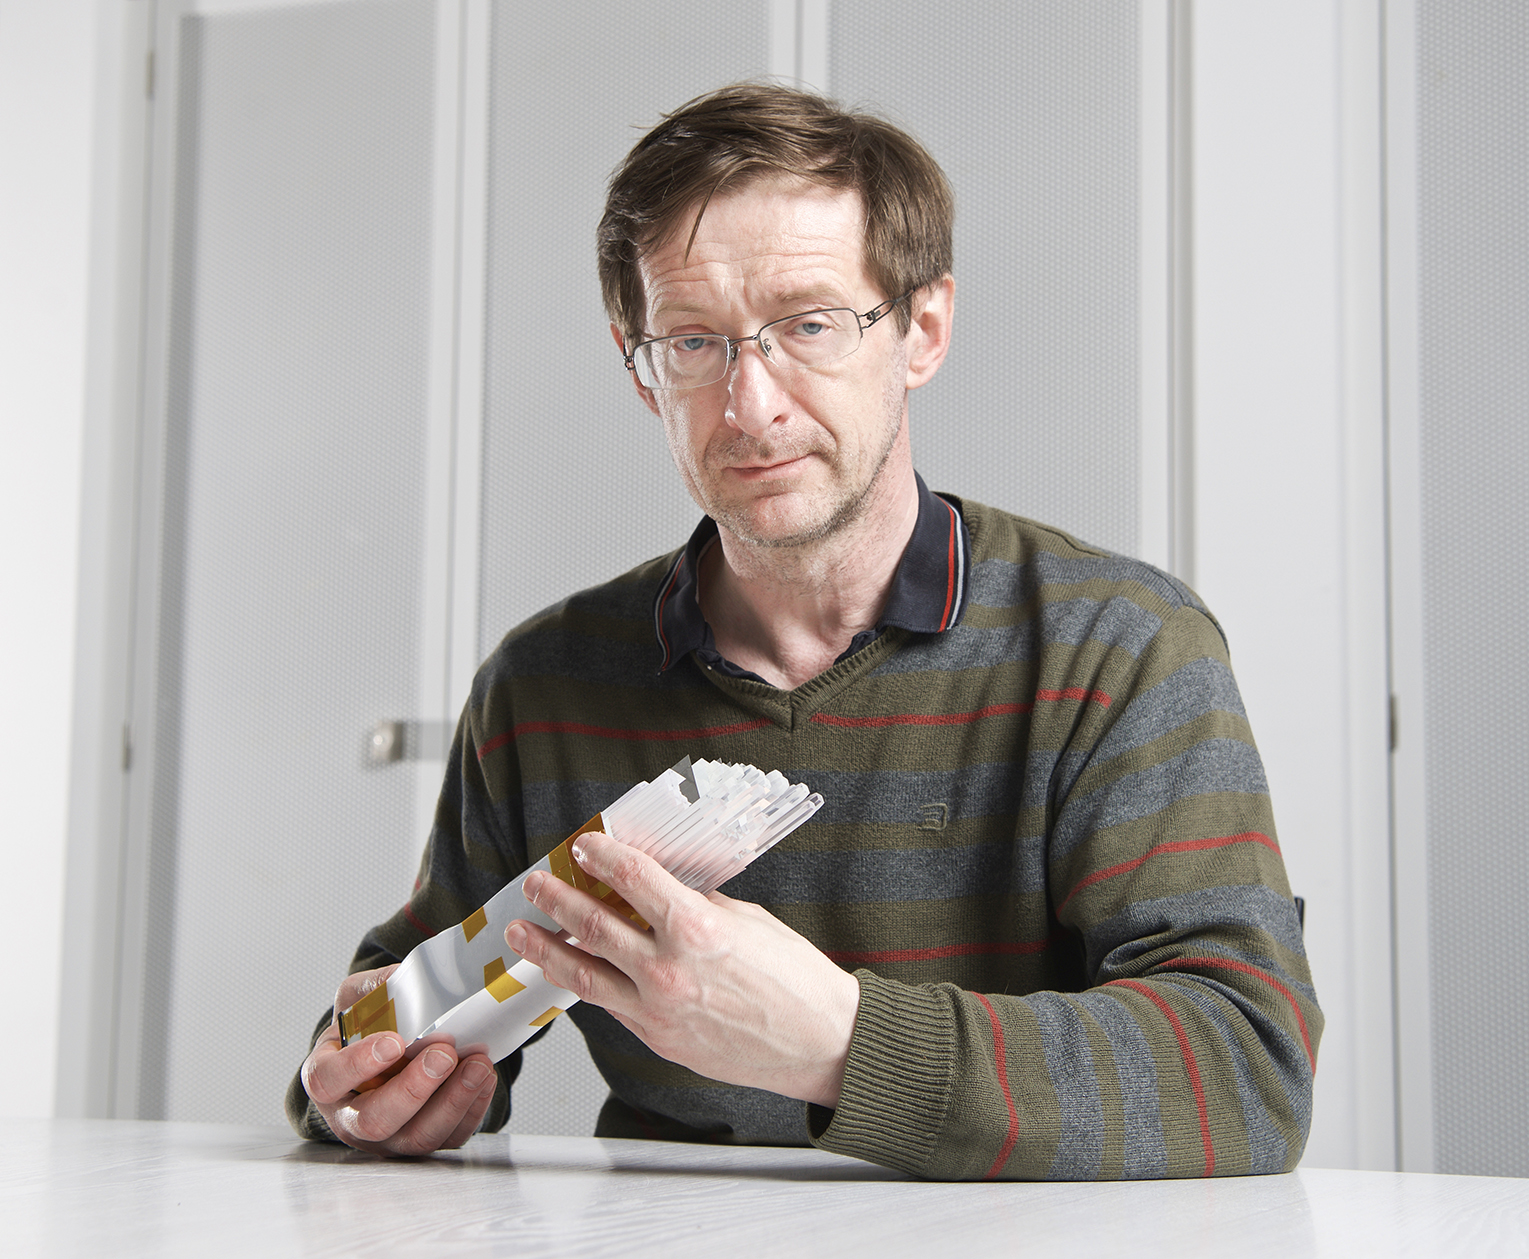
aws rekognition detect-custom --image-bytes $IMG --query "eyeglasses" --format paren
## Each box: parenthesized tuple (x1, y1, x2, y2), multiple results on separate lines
(623, 293, 911, 390)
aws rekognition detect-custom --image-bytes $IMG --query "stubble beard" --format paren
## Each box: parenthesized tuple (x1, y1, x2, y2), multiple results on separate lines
(694, 378, 907, 551)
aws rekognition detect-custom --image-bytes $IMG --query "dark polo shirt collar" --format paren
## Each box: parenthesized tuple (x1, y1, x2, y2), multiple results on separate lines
(652, 472, 971, 679)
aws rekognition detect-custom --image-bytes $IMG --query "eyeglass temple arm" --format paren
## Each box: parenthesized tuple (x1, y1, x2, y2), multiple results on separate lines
(861, 291, 915, 326)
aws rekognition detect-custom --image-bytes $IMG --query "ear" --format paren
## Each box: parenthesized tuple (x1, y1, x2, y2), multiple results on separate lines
(904, 275, 955, 391)
(612, 322, 662, 418)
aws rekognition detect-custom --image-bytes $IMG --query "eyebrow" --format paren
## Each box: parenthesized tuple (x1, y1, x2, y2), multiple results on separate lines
(652, 289, 854, 323)
(766, 288, 859, 314)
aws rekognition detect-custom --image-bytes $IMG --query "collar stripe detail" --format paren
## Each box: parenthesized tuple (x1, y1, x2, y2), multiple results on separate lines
(939, 498, 959, 631)
(1057, 831, 1279, 912)
(809, 688, 1112, 730)
(477, 717, 772, 759)
(652, 549, 687, 671)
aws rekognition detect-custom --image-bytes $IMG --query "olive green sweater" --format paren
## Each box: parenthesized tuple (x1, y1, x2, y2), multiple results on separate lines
(289, 497, 1320, 1180)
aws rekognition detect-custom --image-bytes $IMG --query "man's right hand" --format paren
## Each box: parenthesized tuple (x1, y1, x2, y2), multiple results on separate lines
(300, 966, 499, 1156)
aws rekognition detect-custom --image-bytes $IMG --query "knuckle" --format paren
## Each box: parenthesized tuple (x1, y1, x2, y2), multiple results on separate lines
(576, 910, 613, 951)
(400, 1070, 439, 1109)
(606, 849, 647, 889)
(348, 1104, 397, 1146)
(568, 961, 600, 1001)
(648, 957, 698, 1004)
(389, 1128, 434, 1158)
(673, 906, 720, 951)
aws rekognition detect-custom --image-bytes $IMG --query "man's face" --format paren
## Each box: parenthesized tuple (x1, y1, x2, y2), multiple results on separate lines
(627, 180, 913, 549)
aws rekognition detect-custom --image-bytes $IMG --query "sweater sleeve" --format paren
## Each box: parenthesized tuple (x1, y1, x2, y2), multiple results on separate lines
(808, 604, 1321, 1180)
(284, 703, 535, 1141)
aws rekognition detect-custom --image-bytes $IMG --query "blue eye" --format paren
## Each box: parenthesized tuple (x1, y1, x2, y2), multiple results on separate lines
(675, 336, 713, 353)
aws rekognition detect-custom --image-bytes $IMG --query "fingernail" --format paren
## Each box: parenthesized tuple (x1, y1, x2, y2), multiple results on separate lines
(422, 1048, 455, 1079)
(570, 840, 587, 866)
(506, 923, 527, 953)
(372, 1036, 401, 1065)
(461, 1061, 492, 1091)
(523, 872, 544, 904)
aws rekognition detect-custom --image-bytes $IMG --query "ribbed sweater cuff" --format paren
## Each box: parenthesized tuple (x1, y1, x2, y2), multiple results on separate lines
(807, 971, 955, 1176)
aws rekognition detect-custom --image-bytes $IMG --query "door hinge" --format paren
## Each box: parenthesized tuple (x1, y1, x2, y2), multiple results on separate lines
(146, 49, 155, 99)
(1389, 695, 1399, 752)
(122, 723, 133, 772)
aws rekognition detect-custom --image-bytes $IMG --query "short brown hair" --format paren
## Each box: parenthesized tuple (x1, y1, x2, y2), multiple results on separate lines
(598, 82, 953, 345)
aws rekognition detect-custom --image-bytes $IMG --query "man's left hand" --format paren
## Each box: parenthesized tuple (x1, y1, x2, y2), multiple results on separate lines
(504, 831, 860, 1107)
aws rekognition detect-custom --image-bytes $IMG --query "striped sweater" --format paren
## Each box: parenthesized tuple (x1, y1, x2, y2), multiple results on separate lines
(288, 496, 1320, 1180)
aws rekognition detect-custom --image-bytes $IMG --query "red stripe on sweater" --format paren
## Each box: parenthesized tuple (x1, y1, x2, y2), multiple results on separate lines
(1058, 832, 1281, 912)
(975, 993, 1019, 1179)
(810, 702, 1031, 729)
(1173, 956, 1316, 1071)
(1033, 687, 1112, 707)
(824, 938, 1052, 965)
(809, 688, 1111, 730)
(478, 717, 772, 758)
(402, 902, 438, 938)
(1111, 979, 1214, 1176)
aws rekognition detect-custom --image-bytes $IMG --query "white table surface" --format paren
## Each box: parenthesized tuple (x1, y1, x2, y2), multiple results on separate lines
(3, 1118, 1527, 1257)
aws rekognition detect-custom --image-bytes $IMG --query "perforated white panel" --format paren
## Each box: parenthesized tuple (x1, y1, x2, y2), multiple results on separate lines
(478, 2, 769, 1136)
(1415, 0, 1529, 1179)
(831, 0, 1141, 556)
(142, 0, 436, 1125)
(477, 6, 768, 663)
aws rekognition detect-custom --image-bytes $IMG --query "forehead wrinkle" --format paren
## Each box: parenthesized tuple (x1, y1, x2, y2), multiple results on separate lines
(639, 182, 871, 329)
(644, 252, 862, 323)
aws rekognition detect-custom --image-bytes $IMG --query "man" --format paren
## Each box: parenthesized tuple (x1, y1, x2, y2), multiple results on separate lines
(290, 83, 1320, 1180)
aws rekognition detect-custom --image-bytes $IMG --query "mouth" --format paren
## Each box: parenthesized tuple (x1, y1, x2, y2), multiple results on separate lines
(725, 453, 814, 481)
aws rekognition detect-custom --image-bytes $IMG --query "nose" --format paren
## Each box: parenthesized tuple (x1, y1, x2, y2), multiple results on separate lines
(724, 340, 790, 439)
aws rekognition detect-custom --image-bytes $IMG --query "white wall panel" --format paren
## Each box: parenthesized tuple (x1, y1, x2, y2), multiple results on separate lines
(1402, 0, 1529, 1178)
(831, 0, 1144, 559)
(1193, 0, 1393, 1170)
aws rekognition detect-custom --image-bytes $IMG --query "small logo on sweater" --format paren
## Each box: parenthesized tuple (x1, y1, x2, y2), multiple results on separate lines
(917, 803, 948, 831)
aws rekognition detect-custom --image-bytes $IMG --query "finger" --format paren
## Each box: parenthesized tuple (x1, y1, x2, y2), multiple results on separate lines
(331, 963, 400, 1025)
(438, 1058, 500, 1149)
(333, 1043, 464, 1149)
(506, 918, 640, 1012)
(522, 862, 652, 959)
(371, 1053, 498, 1155)
(303, 1030, 407, 1106)
(567, 831, 702, 931)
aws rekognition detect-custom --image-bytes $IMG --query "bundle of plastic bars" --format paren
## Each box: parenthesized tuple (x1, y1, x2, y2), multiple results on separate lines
(339, 757, 823, 1082)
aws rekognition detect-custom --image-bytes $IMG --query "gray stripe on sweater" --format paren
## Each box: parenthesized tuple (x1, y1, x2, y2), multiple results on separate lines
(1170, 976, 1294, 1172)
(966, 549, 1200, 611)
(1073, 989, 1169, 1178)
(1084, 884, 1306, 979)
(1030, 993, 1106, 1179)
(870, 595, 1164, 677)
(722, 839, 1047, 904)
(1051, 740, 1271, 863)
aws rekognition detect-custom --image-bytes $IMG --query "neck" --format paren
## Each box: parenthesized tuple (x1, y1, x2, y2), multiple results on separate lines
(700, 459, 920, 690)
